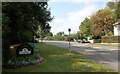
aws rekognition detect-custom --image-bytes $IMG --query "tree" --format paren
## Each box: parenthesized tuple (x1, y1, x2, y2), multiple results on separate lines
(79, 17, 91, 38)
(2, 2, 53, 58)
(2, 2, 53, 44)
(36, 24, 51, 42)
(46, 32, 53, 36)
(115, 1, 120, 21)
(106, 1, 120, 21)
(106, 2, 115, 10)
(90, 8, 115, 36)
(56, 31, 64, 36)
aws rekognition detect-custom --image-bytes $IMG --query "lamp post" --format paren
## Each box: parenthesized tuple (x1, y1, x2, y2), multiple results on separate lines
(68, 28, 71, 52)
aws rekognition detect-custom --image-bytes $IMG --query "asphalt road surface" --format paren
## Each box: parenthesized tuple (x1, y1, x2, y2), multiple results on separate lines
(44, 40, 119, 72)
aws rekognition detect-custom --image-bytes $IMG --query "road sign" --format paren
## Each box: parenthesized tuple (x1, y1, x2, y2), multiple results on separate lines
(68, 28, 71, 32)
(68, 28, 71, 52)
(16, 44, 34, 56)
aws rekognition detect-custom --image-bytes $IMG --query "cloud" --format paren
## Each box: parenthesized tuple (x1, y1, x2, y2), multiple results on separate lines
(73, 0, 113, 2)
(50, 2, 107, 35)
(50, 18, 66, 35)
(49, 0, 114, 3)
(52, 18, 64, 24)
(68, 5, 96, 22)
(61, 5, 97, 34)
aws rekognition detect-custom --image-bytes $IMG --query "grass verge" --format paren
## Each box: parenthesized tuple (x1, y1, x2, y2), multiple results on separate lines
(3, 43, 114, 72)
(89, 43, 119, 47)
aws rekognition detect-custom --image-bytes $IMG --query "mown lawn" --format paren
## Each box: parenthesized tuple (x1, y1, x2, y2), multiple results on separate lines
(3, 43, 114, 72)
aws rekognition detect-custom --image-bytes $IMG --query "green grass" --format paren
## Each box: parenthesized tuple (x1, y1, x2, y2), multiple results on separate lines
(3, 43, 114, 72)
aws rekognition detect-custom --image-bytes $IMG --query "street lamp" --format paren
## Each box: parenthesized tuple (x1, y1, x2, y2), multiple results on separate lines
(68, 28, 71, 52)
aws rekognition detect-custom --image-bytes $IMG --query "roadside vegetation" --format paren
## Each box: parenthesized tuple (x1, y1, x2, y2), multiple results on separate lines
(2, 1, 120, 73)
(3, 43, 114, 72)
(44, 1, 120, 43)
(2, 2, 53, 62)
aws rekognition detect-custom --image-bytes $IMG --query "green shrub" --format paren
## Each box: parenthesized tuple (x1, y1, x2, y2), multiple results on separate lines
(44, 36, 53, 40)
(44, 35, 65, 41)
(102, 36, 120, 43)
(92, 35, 101, 39)
(52, 35, 65, 41)
(64, 36, 74, 41)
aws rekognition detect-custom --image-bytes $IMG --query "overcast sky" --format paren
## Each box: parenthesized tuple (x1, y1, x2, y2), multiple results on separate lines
(48, 0, 113, 35)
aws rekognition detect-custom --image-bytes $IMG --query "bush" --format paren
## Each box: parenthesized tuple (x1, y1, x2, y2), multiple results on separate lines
(44, 36, 53, 40)
(52, 35, 65, 41)
(64, 37, 74, 41)
(90, 35, 101, 39)
(44, 35, 65, 41)
(102, 36, 120, 43)
(3, 51, 43, 68)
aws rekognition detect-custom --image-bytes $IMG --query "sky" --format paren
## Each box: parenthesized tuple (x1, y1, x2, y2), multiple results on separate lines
(48, 0, 113, 35)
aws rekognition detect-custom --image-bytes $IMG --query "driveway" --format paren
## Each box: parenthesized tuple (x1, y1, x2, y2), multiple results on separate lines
(44, 40, 119, 72)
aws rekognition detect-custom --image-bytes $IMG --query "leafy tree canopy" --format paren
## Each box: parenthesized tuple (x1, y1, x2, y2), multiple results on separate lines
(79, 17, 91, 38)
(56, 31, 64, 36)
(115, 1, 120, 21)
(90, 8, 115, 36)
(106, 1, 120, 21)
(106, 2, 115, 10)
(2, 2, 53, 48)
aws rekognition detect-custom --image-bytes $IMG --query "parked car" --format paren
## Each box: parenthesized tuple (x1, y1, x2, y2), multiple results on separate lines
(73, 39, 77, 42)
(78, 39, 90, 43)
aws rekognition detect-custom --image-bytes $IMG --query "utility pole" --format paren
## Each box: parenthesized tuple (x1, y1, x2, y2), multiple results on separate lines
(68, 28, 71, 52)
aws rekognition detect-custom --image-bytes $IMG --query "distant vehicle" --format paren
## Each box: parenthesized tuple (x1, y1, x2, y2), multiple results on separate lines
(78, 39, 90, 43)
(67, 38, 74, 42)
(77, 39, 82, 43)
(73, 39, 77, 42)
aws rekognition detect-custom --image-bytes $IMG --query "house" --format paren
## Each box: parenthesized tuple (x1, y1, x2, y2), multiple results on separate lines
(113, 20, 120, 36)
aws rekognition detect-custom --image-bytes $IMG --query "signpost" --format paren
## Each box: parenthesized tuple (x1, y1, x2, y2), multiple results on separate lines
(16, 44, 34, 56)
(68, 28, 71, 52)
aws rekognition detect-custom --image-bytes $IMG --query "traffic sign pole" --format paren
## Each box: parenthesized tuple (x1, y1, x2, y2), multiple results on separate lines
(68, 28, 71, 52)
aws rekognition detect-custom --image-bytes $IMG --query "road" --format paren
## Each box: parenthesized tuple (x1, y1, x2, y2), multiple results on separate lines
(44, 40, 119, 72)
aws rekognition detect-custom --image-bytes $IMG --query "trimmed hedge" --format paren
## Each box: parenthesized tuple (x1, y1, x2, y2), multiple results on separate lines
(102, 36, 120, 43)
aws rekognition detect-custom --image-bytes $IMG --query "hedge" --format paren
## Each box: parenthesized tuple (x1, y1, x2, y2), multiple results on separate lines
(102, 36, 120, 43)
